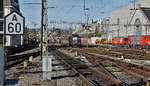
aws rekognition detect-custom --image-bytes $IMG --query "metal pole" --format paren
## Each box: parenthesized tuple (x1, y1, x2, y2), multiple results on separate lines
(83, 0, 85, 10)
(43, 0, 48, 53)
(2, 0, 5, 85)
(41, 0, 48, 59)
(134, 0, 135, 10)
(42, 0, 51, 81)
(118, 29, 119, 37)
(86, 15, 89, 48)
(41, 0, 44, 60)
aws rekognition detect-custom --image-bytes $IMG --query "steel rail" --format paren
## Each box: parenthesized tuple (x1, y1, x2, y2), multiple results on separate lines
(51, 48, 100, 86)
(79, 50, 150, 85)
(68, 48, 150, 85)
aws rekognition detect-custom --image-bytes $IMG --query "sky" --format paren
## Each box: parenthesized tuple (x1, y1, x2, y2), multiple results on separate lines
(19, 0, 139, 29)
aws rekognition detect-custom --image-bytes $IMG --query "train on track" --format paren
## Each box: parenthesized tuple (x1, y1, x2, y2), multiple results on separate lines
(69, 35, 81, 47)
(68, 34, 150, 49)
(48, 39, 61, 44)
(68, 35, 100, 47)
(101, 35, 150, 49)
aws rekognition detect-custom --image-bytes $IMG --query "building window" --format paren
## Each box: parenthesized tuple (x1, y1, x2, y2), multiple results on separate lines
(134, 18, 142, 36)
(0, 35, 3, 44)
(0, 0, 3, 18)
(117, 18, 120, 24)
(0, 22, 3, 31)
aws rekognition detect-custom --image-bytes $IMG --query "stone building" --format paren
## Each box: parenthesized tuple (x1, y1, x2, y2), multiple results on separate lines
(106, 0, 150, 40)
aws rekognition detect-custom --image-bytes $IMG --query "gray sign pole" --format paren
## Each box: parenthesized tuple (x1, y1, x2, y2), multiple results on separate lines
(0, 48, 4, 85)
(3, 11, 25, 85)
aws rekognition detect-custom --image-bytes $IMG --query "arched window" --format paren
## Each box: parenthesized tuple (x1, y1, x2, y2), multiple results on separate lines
(134, 18, 142, 36)
(135, 18, 141, 28)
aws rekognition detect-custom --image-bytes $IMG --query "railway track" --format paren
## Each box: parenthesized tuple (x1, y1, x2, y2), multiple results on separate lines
(97, 45, 149, 60)
(63, 48, 150, 85)
(81, 52, 149, 85)
(5, 44, 39, 56)
(5, 48, 40, 70)
(78, 47, 150, 61)
(50, 47, 127, 86)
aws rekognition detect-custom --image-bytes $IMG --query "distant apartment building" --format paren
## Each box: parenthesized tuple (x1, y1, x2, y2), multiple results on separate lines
(0, 0, 23, 46)
(105, 0, 150, 40)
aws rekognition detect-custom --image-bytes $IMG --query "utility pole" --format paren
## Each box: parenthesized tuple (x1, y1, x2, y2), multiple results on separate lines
(41, 0, 52, 81)
(83, 0, 89, 48)
(83, 0, 85, 10)
(86, 15, 89, 48)
(41, 0, 48, 59)
(133, 0, 136, 10)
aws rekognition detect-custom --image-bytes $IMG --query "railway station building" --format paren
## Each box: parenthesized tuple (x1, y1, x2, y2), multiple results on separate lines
(106, 0, 150, 40)
(0, 0, 23, 46)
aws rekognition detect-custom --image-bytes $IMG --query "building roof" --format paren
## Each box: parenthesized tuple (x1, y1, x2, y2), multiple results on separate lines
(140, 7, 150, 21)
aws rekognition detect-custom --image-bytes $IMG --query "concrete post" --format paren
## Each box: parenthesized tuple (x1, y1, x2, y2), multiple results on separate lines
(0, 48, 4, 85)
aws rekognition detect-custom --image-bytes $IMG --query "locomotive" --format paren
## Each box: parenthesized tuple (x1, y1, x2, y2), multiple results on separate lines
(111, 35, 150, 49)
(69, 35, 81, 47)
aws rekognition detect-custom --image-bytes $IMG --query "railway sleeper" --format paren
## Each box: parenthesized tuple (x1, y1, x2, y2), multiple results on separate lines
(105, 60, 150, 85)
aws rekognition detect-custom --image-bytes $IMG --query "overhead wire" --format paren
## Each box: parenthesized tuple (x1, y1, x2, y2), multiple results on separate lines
(19, 2, 41, 28)
(89, 0, 134, 21)
(50, 0, 81, 29)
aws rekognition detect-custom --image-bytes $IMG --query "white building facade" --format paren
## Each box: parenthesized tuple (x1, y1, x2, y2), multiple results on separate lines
(107, 0, 150, 40)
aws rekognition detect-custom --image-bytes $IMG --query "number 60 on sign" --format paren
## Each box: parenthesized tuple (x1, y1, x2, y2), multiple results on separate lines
(4, 11, 25, 35)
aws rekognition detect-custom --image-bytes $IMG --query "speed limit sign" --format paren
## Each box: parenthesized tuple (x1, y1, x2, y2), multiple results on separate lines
(4, 11, 25, 35)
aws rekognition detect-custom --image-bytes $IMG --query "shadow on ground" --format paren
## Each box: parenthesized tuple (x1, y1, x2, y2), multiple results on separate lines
(51, 73, 79, 80)
(5, 79, 19, 85)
